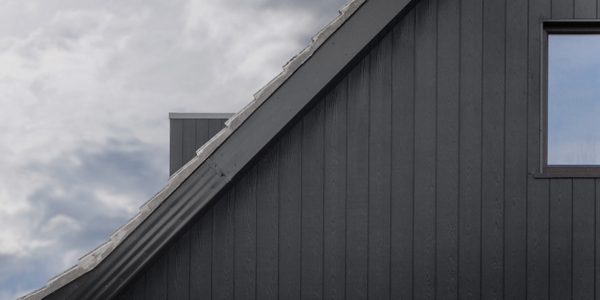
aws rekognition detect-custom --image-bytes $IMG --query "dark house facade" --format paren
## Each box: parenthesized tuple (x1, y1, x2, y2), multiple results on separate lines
(24, 0, 600, 299)
(168, 113, 233, 176)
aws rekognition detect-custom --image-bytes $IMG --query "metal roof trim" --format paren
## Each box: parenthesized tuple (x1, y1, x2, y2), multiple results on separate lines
(17, 1, 365, 299)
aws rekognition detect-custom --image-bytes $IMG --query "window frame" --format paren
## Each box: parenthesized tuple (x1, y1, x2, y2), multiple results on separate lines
(539, 20, 600, 178)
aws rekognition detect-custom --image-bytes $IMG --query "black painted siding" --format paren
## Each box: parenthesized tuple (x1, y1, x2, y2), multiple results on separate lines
(169, 118, 229, 176)
(123, 0, 600, 299)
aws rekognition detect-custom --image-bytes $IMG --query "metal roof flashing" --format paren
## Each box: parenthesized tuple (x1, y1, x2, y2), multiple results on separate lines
(168, 113, 235, 119)
(18, 1, 366, 299)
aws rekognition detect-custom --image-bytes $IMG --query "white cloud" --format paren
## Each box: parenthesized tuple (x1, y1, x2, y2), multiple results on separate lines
(0, 0, 350, 298)
(94, 190, 139, 217)
(184, 0, 317, 86)
(41, 215, 81, 235)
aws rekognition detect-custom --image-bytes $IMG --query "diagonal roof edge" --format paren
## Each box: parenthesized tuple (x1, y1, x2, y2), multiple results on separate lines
(23, 0, 416, 296)
(27, 0, 415, 296)
(22, 0, 418, 296)
(17, 1, 366, 299)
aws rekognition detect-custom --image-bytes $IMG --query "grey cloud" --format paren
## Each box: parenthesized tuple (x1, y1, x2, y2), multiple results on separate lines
(1, 138, 167, 298)
(1, 0, 352, 299)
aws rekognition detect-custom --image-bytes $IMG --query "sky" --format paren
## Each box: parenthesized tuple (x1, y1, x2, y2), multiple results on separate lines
(548, 34, 600, 165)
(0, 0, 349, 298)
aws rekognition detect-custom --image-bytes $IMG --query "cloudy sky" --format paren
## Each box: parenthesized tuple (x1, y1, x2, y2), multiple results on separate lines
(0, 0, 348, 298)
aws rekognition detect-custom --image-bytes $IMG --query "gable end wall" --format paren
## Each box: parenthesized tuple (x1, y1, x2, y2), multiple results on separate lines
(121, 0, 600, 299)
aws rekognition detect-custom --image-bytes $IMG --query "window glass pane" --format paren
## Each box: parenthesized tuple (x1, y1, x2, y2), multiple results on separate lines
(548, 34, 600, 165)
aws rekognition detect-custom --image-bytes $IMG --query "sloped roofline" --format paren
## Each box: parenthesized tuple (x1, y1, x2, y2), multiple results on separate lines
(19, 0, 413, 298)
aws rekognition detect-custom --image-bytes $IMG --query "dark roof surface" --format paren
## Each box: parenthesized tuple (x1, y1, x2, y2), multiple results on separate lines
(18, 0, 415, 298)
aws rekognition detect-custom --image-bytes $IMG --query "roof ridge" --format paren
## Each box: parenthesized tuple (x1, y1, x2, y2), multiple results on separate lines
(17, 1, 365, 299)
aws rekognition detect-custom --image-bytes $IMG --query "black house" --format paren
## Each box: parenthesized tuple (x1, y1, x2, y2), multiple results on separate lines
(21, 0, 600, 299)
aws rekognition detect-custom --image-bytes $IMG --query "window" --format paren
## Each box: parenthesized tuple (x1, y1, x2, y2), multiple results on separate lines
(542, 21, 600, 177)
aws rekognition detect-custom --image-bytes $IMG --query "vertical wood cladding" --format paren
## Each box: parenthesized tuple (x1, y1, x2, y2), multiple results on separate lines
(413, 1, 437, 298)
(345, 49, 370, 300)
(169, 118, 229, 176)
(458, 0, 483, 298)
(124, 0, 600, 299)
(391, 9, 415, 300)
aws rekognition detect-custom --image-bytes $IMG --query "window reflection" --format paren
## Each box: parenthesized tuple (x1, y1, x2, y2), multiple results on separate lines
(548, 34, 600, 165)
